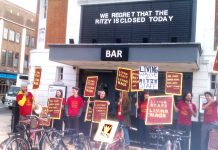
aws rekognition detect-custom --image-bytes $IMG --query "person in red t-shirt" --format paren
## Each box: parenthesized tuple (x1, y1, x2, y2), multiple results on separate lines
(135, 91, 150, 149)
(16, 83, 34, 121)
(66, 87, 84, 133)
(174, 92, 197, 150)
(200, 91, 218, 150)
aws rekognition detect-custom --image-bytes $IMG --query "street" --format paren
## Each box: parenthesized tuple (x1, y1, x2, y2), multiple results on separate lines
(0, 103, 11, 144)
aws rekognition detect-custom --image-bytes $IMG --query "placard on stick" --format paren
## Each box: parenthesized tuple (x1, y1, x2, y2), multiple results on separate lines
(84, 104, 93, 122)
(84, 76, 98, 97)
(47, 98, 63, 119)
(131, 70, 143, 92)
(33, 67, 42, 89)
(145, 95, 173, 125)
(92, 100, 108, 123)
(39, 106, 51, 126)
(165, 72, 183, 95)
(115, 67, 131, 91)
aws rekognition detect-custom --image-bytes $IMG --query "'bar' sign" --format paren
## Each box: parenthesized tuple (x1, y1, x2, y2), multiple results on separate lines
(101, 47, 129, 61)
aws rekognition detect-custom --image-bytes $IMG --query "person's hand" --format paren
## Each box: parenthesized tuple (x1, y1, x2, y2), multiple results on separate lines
(135, 103, 138, 109)
(188, 102, 193, 111)
(118, 112, 122, 116)
(107, 101, 110, 105)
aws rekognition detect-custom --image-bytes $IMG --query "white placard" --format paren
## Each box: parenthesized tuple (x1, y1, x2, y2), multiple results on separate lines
(139, 66, 158, 89)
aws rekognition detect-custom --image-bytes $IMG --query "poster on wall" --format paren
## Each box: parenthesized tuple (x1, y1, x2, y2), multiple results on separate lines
(139, 66, 158, 90)
(115, 67, 131, 91)
(145, 95, 173, 125)
(92, 100, 108, 123)
(32, 67, 42, 89)
(48, 85, 67, 99)
(131, 70, 143, 92)
(84, 76, 98, 97)
(165, 72, 183, 95)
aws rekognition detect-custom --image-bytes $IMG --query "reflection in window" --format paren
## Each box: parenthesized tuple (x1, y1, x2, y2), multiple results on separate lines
(9, 30, 15, 41)
(7, 50, 13, 67)
(13, 53, 19, 68)
(1, 49, 6, 66)
(15, 32, 20, 43)
(25, 35, 30, 46)
(56, 67, 63, 81)
(3, 28, 8, 40)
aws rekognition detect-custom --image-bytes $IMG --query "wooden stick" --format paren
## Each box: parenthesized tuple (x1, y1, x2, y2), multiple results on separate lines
(136, 91, 138, 118)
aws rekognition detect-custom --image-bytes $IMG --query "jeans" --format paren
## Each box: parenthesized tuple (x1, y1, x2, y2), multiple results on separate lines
(138, 119, 150, 148)
(67, 116, 79, 133)
(119, 122, 130, 146)
(177, 124, 191, 150)
(201, 123, 217, 150)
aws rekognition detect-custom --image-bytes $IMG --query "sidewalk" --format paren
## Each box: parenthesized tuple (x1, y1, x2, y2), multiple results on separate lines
(0, 106, 11, 144)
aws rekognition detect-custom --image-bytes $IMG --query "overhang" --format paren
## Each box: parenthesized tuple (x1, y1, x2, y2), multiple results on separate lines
(49, 43, 202, 72)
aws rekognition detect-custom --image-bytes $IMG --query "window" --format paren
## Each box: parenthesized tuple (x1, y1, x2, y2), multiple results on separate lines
(24, 55, 28, 69)
(15, 32, 20, 43)
(13, 53, 19, 68)
(1, 49, 6, 66)
(7, 50, 13, 67)
(30, 37, 35, 48)
(25, 35, 30, 46)
(56, 67, 63, 81)
(9, 30, 15, 41)
(3, 28, 8, 40)
(211, 74, 216, 90)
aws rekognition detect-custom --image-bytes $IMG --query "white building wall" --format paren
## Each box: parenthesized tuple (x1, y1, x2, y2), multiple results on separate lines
(192, 0, 216, 121)
(0, 20, 4, 52)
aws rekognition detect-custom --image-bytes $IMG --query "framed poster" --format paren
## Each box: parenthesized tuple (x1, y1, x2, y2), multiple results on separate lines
(115, 67, 131, 91)
(48, 85, 67, 99)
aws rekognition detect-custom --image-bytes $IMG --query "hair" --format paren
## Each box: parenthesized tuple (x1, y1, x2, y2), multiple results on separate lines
(183, 92, 193, 101)
(121, 91, 129, 102)
(55, 89, 63, 98)
(204, 91, 213, 97)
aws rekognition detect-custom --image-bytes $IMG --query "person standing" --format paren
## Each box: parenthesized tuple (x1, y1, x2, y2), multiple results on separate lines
(135, 91, 150, 149)
(117, 91, 131, 149)
(200, 91, 218, 150)
(16, 83, 34, 121)
(66, 87, 84, 133)
(174, 92, 197, 150)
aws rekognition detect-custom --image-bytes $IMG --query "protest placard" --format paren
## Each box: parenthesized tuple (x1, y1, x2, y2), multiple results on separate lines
(47, 98, 63, 119)
(115, 67, 131, 91)
(165, 72, 183, 95)
(33, 67, 42, 89)
(131, 70, 143, 92)
(92, 100, 108, 123)
(84, 76, 98, 97)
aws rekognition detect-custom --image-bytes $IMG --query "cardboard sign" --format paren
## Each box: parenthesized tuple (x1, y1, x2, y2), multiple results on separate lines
(213, 50, 218, 71)
(84, 103, 93, 122)
(115, 67, 131, 91)
(39, 106, 51, 126)
(84, 76, 98, 97)
(32, 67, 42, 89)
(131, 70, 143, 92)
(165, 72, 183, 95)
(145, 95, 173, 125)
(92, 100, 108, 123)
(139, 66, 158, 89)
(47, 98, 63, 119)
(39, 106, 48, 118)
(94, 120, 119, 143)
(208, 129, 218, 150)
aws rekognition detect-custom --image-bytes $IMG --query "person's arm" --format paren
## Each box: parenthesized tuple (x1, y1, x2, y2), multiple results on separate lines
(16, 91, 26, 106)
(202, 100, 213, 110)
(190, 103, 197, 117)
(174, 101, 179, 112)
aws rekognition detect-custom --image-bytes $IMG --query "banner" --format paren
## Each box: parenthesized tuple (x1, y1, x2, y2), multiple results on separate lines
(94, 120, 119, 143)
(145, 95, 173, 125)
(32, 67, 42, 89)
(165, 72, 183, 95)
(47, 98, 63, 119)
(92, 100, 108, 123)
(139, 66, 158, 89)
(115, 67, 131, 91)
(131, 70, 143, 92)
(213, 50, 218, 71)
(84, 76, 98, 97)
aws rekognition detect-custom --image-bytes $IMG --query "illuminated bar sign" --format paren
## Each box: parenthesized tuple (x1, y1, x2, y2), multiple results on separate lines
(165, 72, 183, 95)
(101, 47, 129, 61)
(145, 95, 173, 125)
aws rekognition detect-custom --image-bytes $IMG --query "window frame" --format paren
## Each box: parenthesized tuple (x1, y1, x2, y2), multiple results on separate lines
(3, 28, 8, 40)
(7, 50, 13, 67)
(1, 49, 7, 66)
(8, 30, 15, 42)
(15, 32, 21, 43)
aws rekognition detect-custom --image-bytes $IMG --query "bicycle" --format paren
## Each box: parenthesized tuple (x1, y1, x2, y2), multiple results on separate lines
(0, 115, 65, 150)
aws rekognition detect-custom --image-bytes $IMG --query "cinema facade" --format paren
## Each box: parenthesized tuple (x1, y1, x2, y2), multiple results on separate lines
(31, 0, 216, 149)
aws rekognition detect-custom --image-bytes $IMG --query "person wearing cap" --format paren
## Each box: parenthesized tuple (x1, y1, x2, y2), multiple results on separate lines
(66, 86, 84, 133)
(16, 83, 34, 121)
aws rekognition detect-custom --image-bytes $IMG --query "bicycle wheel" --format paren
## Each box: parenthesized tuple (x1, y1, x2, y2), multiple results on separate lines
(1, 136, 30, 150)
(40, 130, 67, 150)
(75, 137, 92, 150)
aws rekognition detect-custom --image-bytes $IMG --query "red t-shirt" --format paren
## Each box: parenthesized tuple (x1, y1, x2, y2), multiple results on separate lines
(16, 91, 33, 116)
(139, 100, 148, 120)
(177, 100, 197, 126)
(66, 96, 84, 117)
(203, 101, 218, 123)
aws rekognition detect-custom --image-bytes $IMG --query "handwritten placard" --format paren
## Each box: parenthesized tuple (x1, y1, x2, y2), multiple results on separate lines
(139, 66, 158, 89)
(32, 67, 42, 89)
(145, 95, 173, 125)
(47, 98, 63, 119)
(92, 100, 108, 123)
(165, 72, 183, 95)
(131, 70, 143, 92)
(115, 67, 131, 91)
(39, 106, 51, 126)
(84, 76, 98, 97)
(84, 103, 93, 122)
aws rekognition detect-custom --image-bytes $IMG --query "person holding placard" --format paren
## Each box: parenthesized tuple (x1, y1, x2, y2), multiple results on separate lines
(200, 90, 218, 150)
(116, 91, 131, 149)
(174, 92, 197, 150)
(66, 87, 84, 134)
(135, 91, 150, 149)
